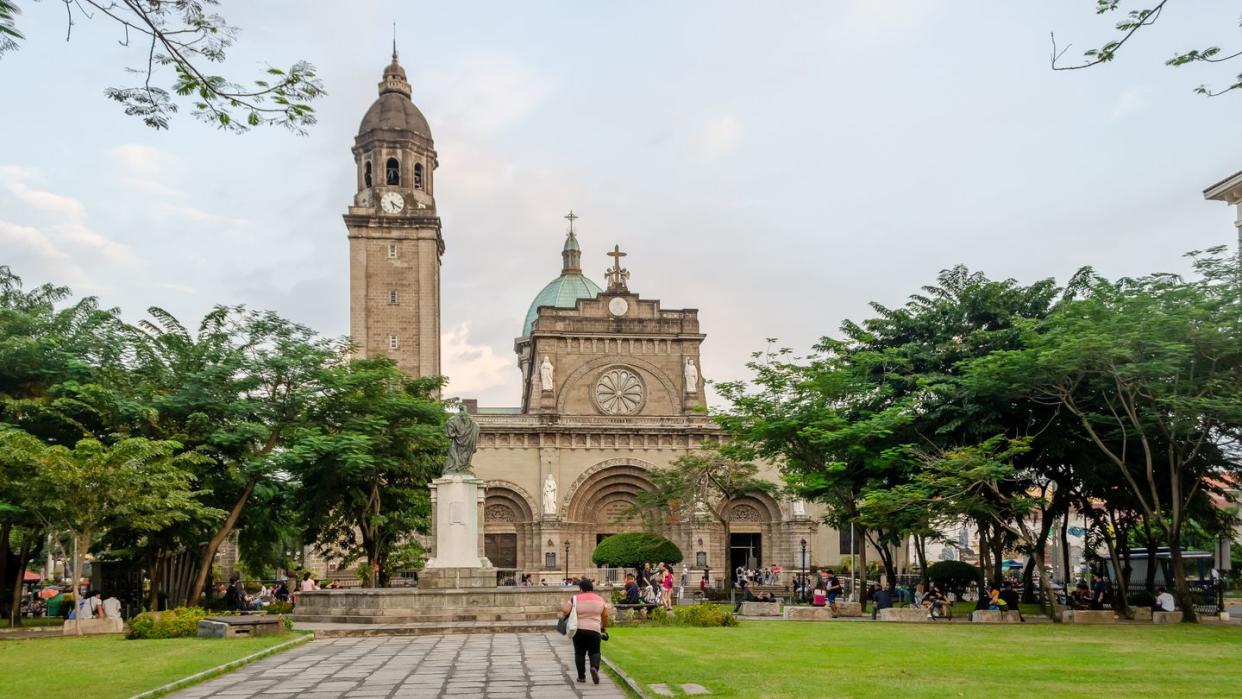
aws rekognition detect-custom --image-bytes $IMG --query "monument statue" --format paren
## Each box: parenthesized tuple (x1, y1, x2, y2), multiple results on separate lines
(684, 358, 699, 394)
(540, 355, 554, 392)
(542, 473, 557, 515)
(443, 407, 480, 476)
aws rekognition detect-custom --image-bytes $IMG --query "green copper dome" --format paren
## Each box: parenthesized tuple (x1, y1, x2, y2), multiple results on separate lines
(521, 228, 602, 336)
(521, 273, 602, 336)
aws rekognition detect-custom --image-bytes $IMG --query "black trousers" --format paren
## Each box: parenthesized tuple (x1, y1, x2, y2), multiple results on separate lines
(572, 630, 602, 678)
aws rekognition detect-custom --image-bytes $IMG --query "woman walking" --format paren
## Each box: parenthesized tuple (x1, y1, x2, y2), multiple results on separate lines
(660, 565, 674, 610)
(562, 578, 608, 685)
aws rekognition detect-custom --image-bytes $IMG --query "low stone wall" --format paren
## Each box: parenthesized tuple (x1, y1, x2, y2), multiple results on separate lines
(784, 606, 832, 621)
(878, 608, 930, 623)
(294, 586, 575, 624)
(1153, 611, 1183, 624)
(1063, 610, 1116, 624)
(61, 618, 124, 635)
(1131, 608, 1152, 622)
(970, 610, 1022, 623)
(834, 602, 863, 618)
(739, 601, 782, 617)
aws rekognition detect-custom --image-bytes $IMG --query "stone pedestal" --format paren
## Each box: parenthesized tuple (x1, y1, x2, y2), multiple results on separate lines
(425, 474, 491, 570)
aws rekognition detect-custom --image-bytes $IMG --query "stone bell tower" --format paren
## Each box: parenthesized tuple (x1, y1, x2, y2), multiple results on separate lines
(344, 45, 443, 381)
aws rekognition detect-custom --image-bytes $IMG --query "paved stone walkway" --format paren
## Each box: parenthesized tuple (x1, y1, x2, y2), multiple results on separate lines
(174, 633, 626, 698)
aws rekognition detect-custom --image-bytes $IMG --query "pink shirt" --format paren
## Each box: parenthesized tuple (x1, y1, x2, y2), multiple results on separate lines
(662, 574, 673, 590)
(574, 592, 606, 633)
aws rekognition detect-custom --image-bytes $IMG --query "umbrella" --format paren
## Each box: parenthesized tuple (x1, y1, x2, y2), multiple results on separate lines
(1002, 559, 1025, 570)
(23, 570, 40, 582)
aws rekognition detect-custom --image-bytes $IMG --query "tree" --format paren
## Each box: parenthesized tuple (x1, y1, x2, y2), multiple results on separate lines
(127, 306, 336, 605)
(926, 560, 982, 597)
(592, 532, 683, 571)
(1, 429, 208, 632)
(627, 450, 774, 600)
(289, 358, 445, 587)
(0, 0, 324, 132)
(1051, 1, 1242, 97)
(971, 249, 1242, 621)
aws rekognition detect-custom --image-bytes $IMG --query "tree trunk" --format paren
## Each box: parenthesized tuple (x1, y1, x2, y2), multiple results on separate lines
(9, 538, 30, 628)
(1021, 558, 1036, 603)
(71, 532, 86, 636)
(1101, 528, 1132, 619)
(722, 517, 734, 606)
(1034, 547, 1060, 622)
(1059, 514, 1071, 585)
(856, 526, 868, 602)
(914, 534, 929, 591)
(187, 476, 258, 606)
(1168, 528, 1198, 622)
(977, 524, 991, 591)
(147, 552, 162, 612)
(1142, 519, 1159, 593)
(990, 533, 1005, 586)
(0, 522, 10, 623)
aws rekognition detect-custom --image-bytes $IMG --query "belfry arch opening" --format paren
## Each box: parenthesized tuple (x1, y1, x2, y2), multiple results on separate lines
(386, 158, 400, 186)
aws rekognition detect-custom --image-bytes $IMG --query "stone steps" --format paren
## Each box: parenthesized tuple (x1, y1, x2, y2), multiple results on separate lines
(298, 619, 557, 637)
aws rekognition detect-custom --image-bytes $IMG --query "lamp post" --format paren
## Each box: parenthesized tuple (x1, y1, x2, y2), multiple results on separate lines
(564, 540, 570, 583)
(800, 538, 808, 603)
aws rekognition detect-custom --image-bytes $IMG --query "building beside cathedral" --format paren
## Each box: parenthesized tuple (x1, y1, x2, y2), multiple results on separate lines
(338, 50, 902, 583)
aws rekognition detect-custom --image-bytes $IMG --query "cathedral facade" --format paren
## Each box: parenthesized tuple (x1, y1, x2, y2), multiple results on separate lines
(343, 52, 893, 583)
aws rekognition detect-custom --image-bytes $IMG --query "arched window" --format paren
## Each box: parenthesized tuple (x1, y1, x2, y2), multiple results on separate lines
(388, 289, 399, 305)
(386, 158, 400, 186)
(413, 163, 424, 190)
(363, 161, 373, 188)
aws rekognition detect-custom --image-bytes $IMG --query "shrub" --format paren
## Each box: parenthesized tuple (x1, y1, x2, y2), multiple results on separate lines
(266, 601, 294, 615)
(671, 603, 738, 627)
(592, 532, 683, 570)
(926, 560, 981, 594)
(127, 607, 209, 639)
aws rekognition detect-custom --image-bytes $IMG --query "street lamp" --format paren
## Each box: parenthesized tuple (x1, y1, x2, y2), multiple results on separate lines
(800, 539, 808, 603)
(564, 540, 570, 583)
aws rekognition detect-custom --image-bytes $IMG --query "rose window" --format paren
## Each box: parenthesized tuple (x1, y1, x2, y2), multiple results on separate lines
(594, 368, 645, 415)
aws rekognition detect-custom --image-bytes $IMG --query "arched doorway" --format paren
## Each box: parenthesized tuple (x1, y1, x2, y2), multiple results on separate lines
(564, 462, 657, 577)
(483, 482, 536, 574)
(724, 494, 784, 580)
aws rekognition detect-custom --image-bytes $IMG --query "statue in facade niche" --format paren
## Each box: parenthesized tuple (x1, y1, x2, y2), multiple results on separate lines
(791, 499, 807, 517)
(543, 473, 558, 515)
(443, 407, 480, 476)
(540, 355, 554, 392)
(684, 358, 699, 394)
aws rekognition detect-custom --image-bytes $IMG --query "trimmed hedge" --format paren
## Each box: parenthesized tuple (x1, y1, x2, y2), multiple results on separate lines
(926, 560, 982, 594)
(591, 532, 683, 569)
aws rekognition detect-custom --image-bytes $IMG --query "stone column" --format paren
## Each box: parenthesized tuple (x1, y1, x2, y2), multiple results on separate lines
(425, 474, 492, 569)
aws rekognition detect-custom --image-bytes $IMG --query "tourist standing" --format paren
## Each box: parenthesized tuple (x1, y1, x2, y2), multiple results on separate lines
(824, 570, 843, 616)
(562, 579, 608, 685)
(661, 565, 674, 610)
(1090, 575, 1108, 611)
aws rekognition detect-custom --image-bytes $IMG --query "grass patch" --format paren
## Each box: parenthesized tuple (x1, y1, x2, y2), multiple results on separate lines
(0, 633, 305, 698)
(605, 621, 1242, 697)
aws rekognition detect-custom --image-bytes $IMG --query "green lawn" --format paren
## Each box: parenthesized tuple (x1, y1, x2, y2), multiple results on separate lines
(605, 621, 1242, 697)
(0, 633, 306, 698)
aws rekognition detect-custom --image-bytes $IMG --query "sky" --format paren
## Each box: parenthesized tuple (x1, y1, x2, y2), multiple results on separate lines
(1, 1, 1239, 407)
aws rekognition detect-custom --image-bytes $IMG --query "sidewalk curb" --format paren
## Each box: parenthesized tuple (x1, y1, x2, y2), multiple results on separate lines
(129, 632, 313, 699)
(602, 654, 648, 699)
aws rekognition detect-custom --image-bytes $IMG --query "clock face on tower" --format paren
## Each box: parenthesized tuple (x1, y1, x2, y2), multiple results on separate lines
(380, 191, 405, 214)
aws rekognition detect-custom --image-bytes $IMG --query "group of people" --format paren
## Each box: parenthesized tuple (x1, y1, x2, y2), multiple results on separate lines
(634, 562, 677, 610)
(734, 565, 782, 586)
(217, 575, 294, 611)
(1068, 577, 1111, 610)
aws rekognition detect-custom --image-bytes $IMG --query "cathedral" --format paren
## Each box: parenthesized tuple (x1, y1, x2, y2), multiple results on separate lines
(341, 50, 889, 584)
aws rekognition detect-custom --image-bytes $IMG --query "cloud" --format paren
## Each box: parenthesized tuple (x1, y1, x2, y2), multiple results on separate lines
(697, 116, 741, 158)
(435, 55, 551, 137)
(7, 180, 84, 219)
(0, 165, 141, 288)
(110, 143, 182, 197)
(441, 322, 515, 400)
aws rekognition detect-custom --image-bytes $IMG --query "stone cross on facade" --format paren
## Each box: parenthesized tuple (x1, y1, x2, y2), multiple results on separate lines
(606, 244, 630, 292)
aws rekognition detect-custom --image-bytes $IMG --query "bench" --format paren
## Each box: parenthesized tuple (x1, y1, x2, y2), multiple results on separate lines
(1131, 608, 1152, 621)
(1062, 610, 1116, 624)
(61, 618, 124, 635)
(878, 607, 931, 622)
(739, 601, 782, 617)
(197, 615, 284, 639)
(1152, 611, 1183, 624)
(970, 610, 1022, 623)
(785, 606, 833, 621)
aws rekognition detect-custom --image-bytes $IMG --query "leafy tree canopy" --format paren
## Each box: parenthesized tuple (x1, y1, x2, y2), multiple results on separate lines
(592, 532, 683, 570)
